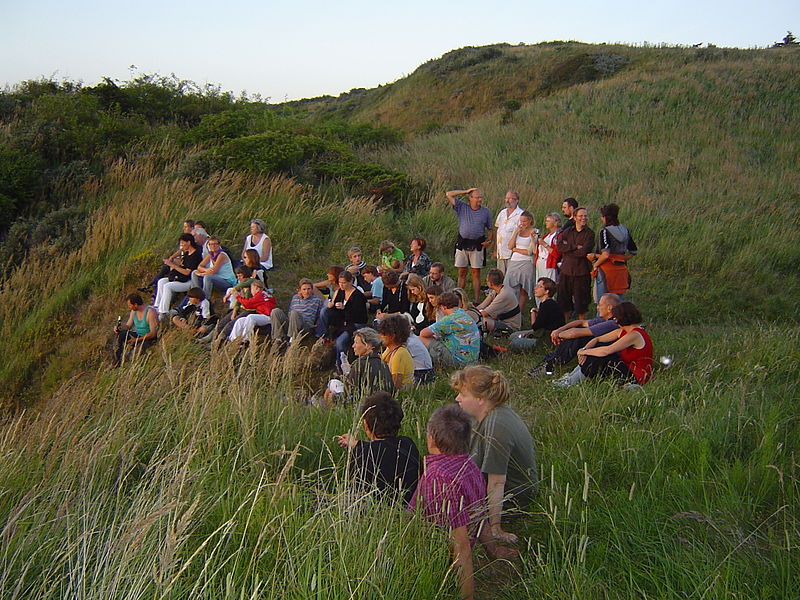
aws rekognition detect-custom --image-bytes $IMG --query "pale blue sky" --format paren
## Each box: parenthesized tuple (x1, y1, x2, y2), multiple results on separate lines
(3, 0, 797, 101)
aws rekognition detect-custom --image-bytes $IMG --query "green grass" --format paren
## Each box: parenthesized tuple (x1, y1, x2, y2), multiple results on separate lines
(1, 43, 799, 598)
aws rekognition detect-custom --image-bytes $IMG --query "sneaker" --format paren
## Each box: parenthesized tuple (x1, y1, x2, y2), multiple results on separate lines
(195, 333, 214, 344)
(622, 383, 643, 391)
(551, 375, 573, 388)
(552, 366, 585, 388)
(527, 364, 547, 377)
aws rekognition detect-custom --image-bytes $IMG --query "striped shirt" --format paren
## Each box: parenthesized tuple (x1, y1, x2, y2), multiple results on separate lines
(288, 294, 324, 326)
(409, 453, 487, 535)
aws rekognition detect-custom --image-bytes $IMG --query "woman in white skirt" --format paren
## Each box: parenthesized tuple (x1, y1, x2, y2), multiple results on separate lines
(535, 212, 561, 286)
(504, 211, 537, 314)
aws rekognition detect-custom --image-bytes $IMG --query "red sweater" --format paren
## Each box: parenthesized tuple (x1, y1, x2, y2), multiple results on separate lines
(238, 291, 277, 316)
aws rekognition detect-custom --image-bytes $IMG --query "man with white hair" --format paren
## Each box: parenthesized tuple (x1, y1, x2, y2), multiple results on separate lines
(494, 190, 524, 275)
(527, 293, 621, 376)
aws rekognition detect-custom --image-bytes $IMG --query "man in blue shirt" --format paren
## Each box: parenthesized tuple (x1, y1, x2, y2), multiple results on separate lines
(446, 188, 494, 303)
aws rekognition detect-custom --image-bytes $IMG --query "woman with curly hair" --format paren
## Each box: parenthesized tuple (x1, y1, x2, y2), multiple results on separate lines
(377, 314, 414, 389)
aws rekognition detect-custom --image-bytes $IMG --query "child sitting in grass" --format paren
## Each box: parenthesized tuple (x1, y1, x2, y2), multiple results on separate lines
(410, 405, 516, 600)
(172, 287, 217, 336)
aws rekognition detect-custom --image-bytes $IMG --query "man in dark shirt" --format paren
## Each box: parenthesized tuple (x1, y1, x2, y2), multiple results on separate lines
(556, 207, 594, 321)
(528, 292, 621, 376)
(557, 197, 578, 234)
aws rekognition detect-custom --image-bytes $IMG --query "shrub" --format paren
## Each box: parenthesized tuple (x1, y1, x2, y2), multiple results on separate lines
(212, 132, 318, 174)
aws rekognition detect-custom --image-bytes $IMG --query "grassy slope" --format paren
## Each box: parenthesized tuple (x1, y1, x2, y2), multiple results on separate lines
(369, 49, 800, 323)
(286, 43, 785, 134)
(0, 45, 799, 599)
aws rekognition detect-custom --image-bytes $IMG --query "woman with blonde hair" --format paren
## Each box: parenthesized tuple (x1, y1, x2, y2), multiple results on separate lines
(451, 365, 538, 544)
(405, 273, 433, 332)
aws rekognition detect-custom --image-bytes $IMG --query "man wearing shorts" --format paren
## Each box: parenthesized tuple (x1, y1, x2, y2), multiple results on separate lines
(446, 188, 494, 303)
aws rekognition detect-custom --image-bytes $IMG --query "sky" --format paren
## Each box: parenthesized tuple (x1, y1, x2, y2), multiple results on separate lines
(3, 0, 798, 101)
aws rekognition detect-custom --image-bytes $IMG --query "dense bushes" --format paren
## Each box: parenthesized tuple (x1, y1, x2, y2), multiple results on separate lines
(0, 76, 411, 274)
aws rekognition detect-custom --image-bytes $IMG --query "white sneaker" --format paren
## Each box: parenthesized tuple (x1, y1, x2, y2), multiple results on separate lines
(552, 366, 585, 388)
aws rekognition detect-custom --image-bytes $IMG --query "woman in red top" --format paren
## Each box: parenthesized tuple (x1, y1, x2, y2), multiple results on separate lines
(576, 302, 653, 385)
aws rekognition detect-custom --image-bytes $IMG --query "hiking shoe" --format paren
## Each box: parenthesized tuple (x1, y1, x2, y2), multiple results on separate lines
(527, 365, 547, 377)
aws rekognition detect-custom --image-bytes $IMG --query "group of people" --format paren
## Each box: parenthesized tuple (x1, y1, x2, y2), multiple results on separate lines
(114, 191, 652, 388)
(336, 366, 536, 600)
(111, 190, 654, 599)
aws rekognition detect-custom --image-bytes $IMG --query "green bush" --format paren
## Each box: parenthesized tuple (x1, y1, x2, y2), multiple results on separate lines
(213, 131, 320, 174)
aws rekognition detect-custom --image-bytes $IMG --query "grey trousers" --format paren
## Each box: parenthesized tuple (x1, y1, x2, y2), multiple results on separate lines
(426, 339, 458, 369)
(270, 308, 313, 341)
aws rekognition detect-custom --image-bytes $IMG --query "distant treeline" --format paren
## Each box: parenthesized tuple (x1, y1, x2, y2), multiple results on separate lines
(0, 74, 413, 270)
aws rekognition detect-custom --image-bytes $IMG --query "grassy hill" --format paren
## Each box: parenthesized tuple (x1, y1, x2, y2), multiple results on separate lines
(0, 43, 798, 599)
(284, 43, 791, 133)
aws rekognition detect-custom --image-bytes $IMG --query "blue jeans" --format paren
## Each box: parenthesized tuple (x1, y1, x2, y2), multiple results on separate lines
(191, 273, 236, 298)
(315, 306, 332, 338)
(334, 324, 365, 371)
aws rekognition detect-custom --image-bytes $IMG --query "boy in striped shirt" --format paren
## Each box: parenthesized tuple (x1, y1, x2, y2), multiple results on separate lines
(410, 405, 516, 600)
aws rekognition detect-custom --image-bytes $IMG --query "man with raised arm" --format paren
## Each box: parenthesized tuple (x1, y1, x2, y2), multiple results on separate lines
(446, 188, 494, 304)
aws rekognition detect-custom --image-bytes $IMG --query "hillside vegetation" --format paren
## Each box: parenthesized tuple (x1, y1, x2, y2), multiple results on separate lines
(0, 42, 798, 599)
(285, 43, 782, 133)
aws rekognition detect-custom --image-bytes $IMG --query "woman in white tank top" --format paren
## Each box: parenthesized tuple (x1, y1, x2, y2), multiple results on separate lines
(504, 211, 537, 313)
(242, 219, 273, 270)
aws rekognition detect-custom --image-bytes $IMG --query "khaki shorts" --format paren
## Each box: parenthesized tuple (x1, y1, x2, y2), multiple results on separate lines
(454, 248, 485, 268)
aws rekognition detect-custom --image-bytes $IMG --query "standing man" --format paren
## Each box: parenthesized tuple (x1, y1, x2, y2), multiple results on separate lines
(558, 197, 578, 233)
(494, 190, 524, 275)
(556, 207, 594, 322)
(446, 188, 494, 304)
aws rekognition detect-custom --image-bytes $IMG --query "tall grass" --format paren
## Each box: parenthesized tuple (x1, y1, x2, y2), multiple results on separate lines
(1, 45, 799, 598)
(0, 319, 796, 598)
(0, 342, 457, 599)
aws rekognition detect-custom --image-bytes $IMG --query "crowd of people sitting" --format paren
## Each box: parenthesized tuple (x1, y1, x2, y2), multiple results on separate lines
(112, 191, 651, 599)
